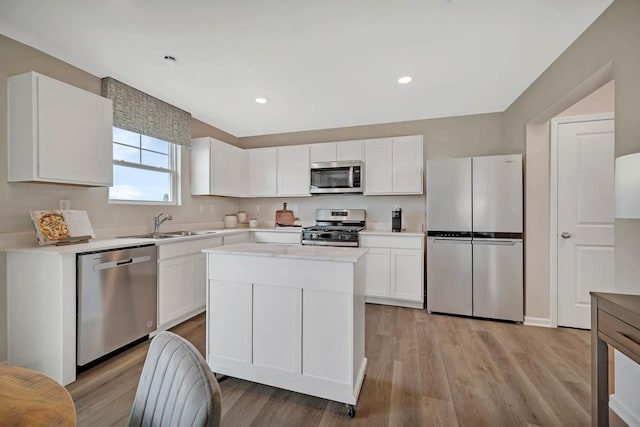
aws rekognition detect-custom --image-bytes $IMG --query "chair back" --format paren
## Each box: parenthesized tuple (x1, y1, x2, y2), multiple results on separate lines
(128, 331, 221, 427)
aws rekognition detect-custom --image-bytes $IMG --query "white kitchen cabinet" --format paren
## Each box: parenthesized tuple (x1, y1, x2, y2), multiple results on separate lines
(364, 136, 423, 195)
(247, 147, 277, 196)
(364, 138, 393, 194)
(362, 248, 390, 298)
(157, 236, 222, 330)
(194, 253, 207, 307)
(361, 233, 424, 308)
(277, 145, 311, 196)
(191, 137, 246, 196)
(390, 249, 424, 301)
(310, 142, 336, 163)
(392, 135, 423, 194)
(8, 71, 113, 186)
(310, 141, 363, 163)
(206, 248, 366, 408)
(158, 256, 196, 326)
(337, 141, 363, 161)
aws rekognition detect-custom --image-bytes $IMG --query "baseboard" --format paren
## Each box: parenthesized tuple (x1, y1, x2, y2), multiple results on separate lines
(365, 297, 423, 309)
(524, 316, 553, 328)
(610, 394, 640, 427)
(0, 360, 7, 366)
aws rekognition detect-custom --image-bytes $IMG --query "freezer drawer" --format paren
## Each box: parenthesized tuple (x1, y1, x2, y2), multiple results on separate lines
(472, 240, 523, 322)
(426, 238, 472, 316)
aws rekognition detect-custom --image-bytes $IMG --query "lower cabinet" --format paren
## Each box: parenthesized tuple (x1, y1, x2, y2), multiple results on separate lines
(361, 235, 424, 308)
(157, 237, 222, 330)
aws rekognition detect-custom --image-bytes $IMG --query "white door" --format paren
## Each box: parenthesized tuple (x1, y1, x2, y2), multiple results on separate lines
(556, 117, 615, 329)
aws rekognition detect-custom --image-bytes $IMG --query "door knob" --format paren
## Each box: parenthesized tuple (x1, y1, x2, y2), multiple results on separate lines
(561, 232, 572, 239)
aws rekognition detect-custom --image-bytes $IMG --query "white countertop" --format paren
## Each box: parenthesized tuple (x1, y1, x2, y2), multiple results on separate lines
(1, 226, 422, 255)
(203, 242, 368, 263)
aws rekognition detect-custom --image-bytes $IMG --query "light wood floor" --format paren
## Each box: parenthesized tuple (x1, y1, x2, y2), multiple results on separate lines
(68, 304, 626, 426)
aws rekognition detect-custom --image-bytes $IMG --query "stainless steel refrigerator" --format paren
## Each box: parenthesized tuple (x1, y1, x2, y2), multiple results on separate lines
(426, 154, 523, 322)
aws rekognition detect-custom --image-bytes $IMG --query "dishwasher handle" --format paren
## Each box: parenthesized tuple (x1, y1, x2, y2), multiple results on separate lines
(93, 255, 152, 271)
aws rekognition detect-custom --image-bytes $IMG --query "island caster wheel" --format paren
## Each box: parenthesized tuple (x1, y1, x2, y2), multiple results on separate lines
(346, 404, 356, 418)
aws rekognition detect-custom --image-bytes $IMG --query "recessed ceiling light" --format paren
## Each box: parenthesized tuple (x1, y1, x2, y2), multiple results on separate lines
(163, 55, 177, 63)
(397, 76, 412, 84)
(255, 97, 268, 104)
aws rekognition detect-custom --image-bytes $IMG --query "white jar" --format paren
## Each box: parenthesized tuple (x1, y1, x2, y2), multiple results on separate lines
(237, 211, 247, 223)
(223, 214, 238, 228)
(249, 218, 258, 228)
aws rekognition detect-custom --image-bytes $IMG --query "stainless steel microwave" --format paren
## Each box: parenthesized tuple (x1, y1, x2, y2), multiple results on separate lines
(310, 161, 363, 194)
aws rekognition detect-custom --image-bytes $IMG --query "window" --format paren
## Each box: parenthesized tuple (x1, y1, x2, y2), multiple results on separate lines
(109, 127, 181, 204)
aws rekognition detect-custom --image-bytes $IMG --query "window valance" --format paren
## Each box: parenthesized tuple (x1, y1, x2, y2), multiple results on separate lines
(101, 77, 191, 146)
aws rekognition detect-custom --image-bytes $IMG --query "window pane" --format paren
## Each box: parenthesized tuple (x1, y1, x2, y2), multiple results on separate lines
(110, 165, 172, 202)
(142, 150, 169, 169)
(142, 135, 169, 154)
(114, 143, 140, 163)
(113, 128, 140, 148)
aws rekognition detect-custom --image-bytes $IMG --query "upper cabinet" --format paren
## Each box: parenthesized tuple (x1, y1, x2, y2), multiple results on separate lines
(191, 137, 247, 197)
(7, 71, 113, 186)
(247, 147, 277, 197)
(310, 140, 363, 163)
(277, 145, 311, 197)
(364, 135, 423, 195)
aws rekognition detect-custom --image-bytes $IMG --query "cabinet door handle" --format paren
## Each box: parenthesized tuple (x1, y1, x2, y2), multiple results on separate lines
(561, 232, 572, 239)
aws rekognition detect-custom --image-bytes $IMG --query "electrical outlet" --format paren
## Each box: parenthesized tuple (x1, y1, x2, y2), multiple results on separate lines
(199, 204, 205, 214)
(291, 204, 298, 212)
(255, 205, 261, 213)
(59, 200, 71, 210)
(209, 204, 216, 213)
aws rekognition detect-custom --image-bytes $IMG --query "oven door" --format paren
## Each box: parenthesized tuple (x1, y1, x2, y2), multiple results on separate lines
(310, 162, 362, 194)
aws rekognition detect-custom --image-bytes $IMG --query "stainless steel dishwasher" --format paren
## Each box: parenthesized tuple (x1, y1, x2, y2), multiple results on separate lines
(77, 244, 157, 367)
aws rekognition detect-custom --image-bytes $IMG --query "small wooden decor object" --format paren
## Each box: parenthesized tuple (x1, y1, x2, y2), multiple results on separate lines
(275, 202, 298, 227)
(30, 209, 96, 246)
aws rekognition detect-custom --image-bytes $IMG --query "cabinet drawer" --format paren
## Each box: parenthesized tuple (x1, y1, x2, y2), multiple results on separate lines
(599, 310, 640, 360)
(252, 232, 301, 244)
(158, 237, 222, 260)
(223, 232, 250, 246)
(360, 235, 423, 250)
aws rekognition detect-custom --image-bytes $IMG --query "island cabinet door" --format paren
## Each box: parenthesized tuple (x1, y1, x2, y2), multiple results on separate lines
(302, 289, 351, 384)
(208, 280, 252, 364)
(252, 284, 301, 373)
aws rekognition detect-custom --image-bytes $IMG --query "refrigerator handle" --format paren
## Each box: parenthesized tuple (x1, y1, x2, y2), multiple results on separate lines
(472, 240, 517, 246)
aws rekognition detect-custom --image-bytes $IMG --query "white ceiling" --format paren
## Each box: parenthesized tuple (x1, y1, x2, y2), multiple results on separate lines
(0, 0, 612, 137)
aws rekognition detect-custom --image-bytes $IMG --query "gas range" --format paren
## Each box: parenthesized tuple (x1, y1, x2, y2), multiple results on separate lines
(301, 209, 366, 247)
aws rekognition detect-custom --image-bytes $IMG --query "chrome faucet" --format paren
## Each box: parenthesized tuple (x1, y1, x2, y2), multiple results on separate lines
(153, 213, 172, 233)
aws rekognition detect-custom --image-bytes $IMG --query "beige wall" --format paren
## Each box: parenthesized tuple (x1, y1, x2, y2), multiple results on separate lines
(558, 80, 614, 117)
(0, 35, 241, 362)
(504, 0, 640, 320)
(239, 113, 511, 233)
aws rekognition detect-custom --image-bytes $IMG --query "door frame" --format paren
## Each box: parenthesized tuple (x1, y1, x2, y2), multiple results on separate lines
(549, 112, 614, 328)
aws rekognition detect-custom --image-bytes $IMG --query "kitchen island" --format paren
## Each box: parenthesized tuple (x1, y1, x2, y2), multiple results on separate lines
(204, 243, 368, 416)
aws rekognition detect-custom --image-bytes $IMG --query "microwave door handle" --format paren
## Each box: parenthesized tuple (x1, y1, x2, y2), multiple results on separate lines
(348, 168, 354, 187)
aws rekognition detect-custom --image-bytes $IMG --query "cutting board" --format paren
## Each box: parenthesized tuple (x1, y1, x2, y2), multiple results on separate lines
(275, 203, 298, 226)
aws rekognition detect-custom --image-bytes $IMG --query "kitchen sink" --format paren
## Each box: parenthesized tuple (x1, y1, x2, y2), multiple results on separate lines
(119, 230, 217, 239)
(163, 230, 217, 236)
